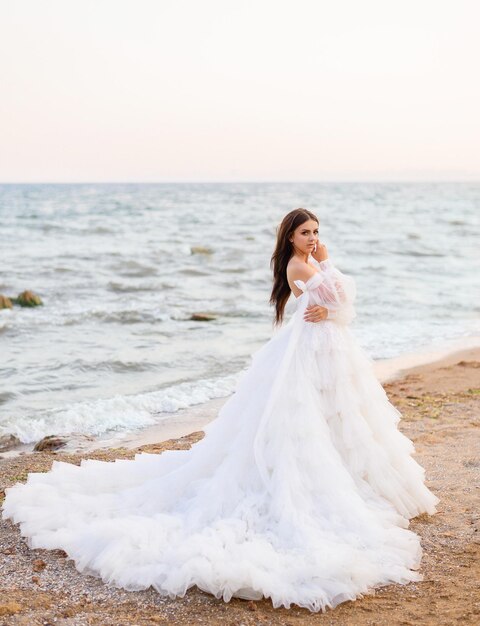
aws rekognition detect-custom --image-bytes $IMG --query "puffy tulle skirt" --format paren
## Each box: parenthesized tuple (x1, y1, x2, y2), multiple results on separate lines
(2, 312, 439, 613)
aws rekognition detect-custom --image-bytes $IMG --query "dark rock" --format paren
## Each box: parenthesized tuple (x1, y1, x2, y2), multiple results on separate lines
(190, 312, 217, 321)
(0, 295, 13, 309)
(0, 434, 22, 452)
(33, 435, 67, 452)
(13, 290, 43, 307)
(53, 549, 68, 558)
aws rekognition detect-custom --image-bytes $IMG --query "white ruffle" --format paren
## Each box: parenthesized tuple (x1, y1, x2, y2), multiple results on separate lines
(2, 258, 439, 613)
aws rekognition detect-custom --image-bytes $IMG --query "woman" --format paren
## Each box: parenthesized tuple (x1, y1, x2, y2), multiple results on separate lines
(2, 208, 439, 613)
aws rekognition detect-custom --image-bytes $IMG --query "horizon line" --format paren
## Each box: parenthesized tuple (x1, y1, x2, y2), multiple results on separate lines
(0, 178, 479, 185)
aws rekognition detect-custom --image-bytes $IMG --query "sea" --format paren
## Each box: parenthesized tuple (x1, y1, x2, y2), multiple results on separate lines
(1, 182, 479, 444)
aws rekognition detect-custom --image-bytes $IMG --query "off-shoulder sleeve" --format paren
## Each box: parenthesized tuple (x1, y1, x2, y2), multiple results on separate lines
(309, 256, 357, 325)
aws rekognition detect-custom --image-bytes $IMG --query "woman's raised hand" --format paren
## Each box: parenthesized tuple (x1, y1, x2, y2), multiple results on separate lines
(311, 242, 328, 263)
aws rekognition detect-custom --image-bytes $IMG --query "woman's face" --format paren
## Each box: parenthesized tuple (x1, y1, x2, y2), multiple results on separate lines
(289, 219, 319, 254)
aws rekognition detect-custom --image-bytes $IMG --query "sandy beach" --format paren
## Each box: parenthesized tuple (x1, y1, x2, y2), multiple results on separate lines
(0, 345, 479, 625)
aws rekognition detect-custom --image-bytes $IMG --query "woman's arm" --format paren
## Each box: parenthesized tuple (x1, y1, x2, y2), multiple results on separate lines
(309, 251, 357, 324)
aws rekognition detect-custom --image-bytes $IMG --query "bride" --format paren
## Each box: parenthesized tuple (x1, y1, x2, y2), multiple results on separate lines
(2, 208, 439, 613)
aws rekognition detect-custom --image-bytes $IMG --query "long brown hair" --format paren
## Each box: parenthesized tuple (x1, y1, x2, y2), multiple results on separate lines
(269, 208, 319, 327)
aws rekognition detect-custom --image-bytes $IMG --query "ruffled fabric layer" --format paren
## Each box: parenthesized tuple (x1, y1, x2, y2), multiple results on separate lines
(2, 257, 439, 613)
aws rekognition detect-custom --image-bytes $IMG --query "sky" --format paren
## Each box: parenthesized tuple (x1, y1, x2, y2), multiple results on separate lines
(0, 0, 479, 182)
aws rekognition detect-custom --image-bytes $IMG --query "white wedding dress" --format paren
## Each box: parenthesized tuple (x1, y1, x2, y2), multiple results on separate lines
(2, 256, 439, 613)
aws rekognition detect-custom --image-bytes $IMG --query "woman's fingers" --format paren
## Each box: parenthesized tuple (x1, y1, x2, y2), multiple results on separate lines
(303, 305, 328, 322)
(304, 308, 327, 321)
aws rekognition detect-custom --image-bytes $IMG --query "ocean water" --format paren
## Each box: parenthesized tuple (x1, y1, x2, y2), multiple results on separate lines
(1, 182, 479, 443)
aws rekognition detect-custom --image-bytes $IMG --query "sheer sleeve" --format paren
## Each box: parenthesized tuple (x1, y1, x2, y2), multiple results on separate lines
(309, 257, 357, 325)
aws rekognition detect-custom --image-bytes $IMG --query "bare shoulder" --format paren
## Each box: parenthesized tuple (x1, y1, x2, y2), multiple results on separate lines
(286, 258, 317, 282)
(286, 259, 318, 294)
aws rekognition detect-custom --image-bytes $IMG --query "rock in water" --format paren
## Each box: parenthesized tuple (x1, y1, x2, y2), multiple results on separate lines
(0, 434, 21, 452)
(14, 290, 43, 307)
(33, 435, 67, 452)
(0, 295, 13, 309)
(190, 245, 213, 255)
(190, 312, 217, 321)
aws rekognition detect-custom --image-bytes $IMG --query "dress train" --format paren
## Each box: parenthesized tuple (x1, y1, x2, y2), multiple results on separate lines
(2, 257, 439, 612)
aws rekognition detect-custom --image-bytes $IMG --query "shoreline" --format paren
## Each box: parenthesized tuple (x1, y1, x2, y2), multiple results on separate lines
(0, 341, 478, 624)
(373, 334, 480, 381)
(63, 334, 480, 453)
(1, 334, 479, 460)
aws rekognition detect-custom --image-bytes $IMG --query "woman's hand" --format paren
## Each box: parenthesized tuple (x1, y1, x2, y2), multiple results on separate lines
(311, 242, 328, 263)
(304, 304, 329, 323)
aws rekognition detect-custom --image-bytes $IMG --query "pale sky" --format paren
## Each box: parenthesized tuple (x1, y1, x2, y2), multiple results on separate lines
(0, 0, 479, 182)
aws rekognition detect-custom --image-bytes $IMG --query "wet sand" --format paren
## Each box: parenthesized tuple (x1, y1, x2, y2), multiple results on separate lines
(0, 347, 479, 625)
